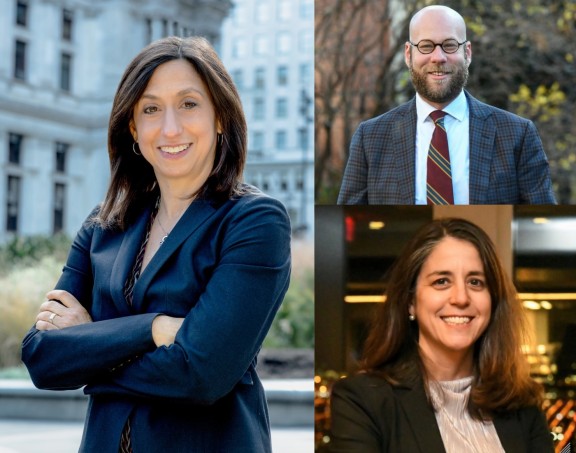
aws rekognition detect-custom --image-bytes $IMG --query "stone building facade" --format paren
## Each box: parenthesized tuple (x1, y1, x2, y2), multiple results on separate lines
(0, 0, 231, 242)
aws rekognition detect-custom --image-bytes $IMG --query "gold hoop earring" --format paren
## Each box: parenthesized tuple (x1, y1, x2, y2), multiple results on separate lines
(133, 142, 141, 156)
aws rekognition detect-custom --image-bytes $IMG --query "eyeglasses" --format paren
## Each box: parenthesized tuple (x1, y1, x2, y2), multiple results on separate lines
(409, 39, 468, 54)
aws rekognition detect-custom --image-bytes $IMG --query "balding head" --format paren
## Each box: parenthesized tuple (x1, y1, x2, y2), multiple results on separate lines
(409, 6, 467, 43)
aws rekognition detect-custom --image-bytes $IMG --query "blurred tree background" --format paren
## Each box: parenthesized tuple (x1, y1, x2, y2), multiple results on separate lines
(315, 0, 576, 203)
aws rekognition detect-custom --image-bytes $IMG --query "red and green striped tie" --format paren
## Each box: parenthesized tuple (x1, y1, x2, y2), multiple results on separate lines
(426, 110, 454, 205)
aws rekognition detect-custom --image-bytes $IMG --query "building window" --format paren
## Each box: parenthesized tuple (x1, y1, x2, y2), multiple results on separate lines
(16, 0, 28, 27)
(55, 142, 68, 173)
(14, 40, 27, 80)
(299, 31, 313, 53)
(53, 183, 65, 233)
(278, 0, 292, 21)
(231, 69, 244, 90)
(232, 38, 247, 58)
(232, 4, 248, 25)
(277, 32, 291, 55)
(62, 9, 73, 41)
(8, 133, 23, 164)
(276, 98, 288, 118)
(299, 62, 312, 85)
(299, 0, 313, 19)
(60, 53, 72, 92)
(253, 98, 265, 120)
(275, 130, 287, 150)
(162, 19, 168, 37)
(6, 176, 20, 232)
(277, 65, 288, 86)
(296, 177, 304, 191)
(255, 1, 270, 23)
(298, 127, 309, 150)
(146, 18, 153, 43)
(255, 67, 266, 89)
(252, 131, 264, 151)
(254, 35, 268, 56)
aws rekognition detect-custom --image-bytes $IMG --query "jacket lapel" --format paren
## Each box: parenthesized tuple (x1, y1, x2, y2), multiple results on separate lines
(108, 203, 154, 315)
(493, 413, 525, 453)
(467, 93, 495, 204)
(396, 381, 447, 453)
(394, 100, 417, 204)
(130, 198, 217, 312)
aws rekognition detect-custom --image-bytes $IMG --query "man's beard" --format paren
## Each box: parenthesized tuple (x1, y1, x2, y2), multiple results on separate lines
(409, 53, 469, 105)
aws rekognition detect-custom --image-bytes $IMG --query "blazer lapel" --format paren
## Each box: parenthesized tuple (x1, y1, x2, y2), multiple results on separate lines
(396, 381, 446, 453)
(493, 413, 525, 453)
(130, 198, 217, 312)
(393, 100, 417, 204)
(109, 203, 154, 315)
(467, 93, 495, 204)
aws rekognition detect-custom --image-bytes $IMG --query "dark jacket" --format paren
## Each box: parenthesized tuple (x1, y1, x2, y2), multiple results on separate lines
(329, 374, 554, 453)
(22, 191, 291, 453)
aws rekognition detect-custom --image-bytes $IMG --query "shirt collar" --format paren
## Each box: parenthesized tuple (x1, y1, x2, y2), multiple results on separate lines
(415, 90, 468, 124)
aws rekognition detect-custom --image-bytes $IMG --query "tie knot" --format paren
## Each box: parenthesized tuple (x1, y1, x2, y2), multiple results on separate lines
(430, 110, 447, 125)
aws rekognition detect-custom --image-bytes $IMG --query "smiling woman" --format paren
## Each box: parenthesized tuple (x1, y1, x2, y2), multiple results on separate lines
(328, 218, 553, 453)
(21, 36, 291, 453)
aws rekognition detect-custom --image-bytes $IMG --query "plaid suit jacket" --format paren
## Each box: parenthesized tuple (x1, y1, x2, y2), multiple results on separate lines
(337, 92, 556, 205)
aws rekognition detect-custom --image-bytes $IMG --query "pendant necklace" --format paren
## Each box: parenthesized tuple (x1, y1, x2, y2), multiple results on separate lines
(155, 199, 192, 246)
(157, 216, 169, 246)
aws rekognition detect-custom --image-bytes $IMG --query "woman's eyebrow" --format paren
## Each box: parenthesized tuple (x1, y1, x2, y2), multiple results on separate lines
(140, 87, 206, 100)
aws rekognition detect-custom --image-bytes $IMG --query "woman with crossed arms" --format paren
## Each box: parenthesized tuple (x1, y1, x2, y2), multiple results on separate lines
(22, 36, 290, 453)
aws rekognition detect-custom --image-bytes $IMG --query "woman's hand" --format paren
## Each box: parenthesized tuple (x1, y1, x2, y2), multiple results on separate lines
(152, 315, 184, 347)
(35, 289, 93, 331)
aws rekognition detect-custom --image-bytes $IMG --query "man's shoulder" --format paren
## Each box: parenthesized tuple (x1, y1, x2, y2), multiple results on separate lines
(359, 98, 415, 130)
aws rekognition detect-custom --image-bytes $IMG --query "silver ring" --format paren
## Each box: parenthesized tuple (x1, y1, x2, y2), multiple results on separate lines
(49, 313, 57, 324)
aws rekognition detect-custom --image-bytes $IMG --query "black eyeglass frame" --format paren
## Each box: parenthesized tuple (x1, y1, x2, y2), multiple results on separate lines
(409, 39, 468, 54)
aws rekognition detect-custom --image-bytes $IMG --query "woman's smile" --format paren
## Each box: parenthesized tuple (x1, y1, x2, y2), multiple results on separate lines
(159, 143, 192, 154)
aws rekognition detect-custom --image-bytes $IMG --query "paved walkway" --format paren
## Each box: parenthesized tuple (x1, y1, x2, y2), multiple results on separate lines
(0, 419, 313, 453)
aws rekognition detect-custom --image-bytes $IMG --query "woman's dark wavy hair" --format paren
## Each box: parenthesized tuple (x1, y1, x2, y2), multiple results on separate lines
(97, 36, 247, 229)
(360, 218, 542, 419)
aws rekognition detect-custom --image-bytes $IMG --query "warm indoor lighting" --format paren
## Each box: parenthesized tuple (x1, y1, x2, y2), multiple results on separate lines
(540, 301, 553, 310)
(519, 293, 576, 301)
(522, 300, 541, 310)
(532, 217, 549, 224)
(369, 221, 385, 230)
(344, 295, 386, 303)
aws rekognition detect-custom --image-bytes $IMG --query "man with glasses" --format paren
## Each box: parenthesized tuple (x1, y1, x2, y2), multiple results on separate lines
(337, 5, 555, 205)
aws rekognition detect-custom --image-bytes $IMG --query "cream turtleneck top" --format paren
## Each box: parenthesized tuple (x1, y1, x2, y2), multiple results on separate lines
(429, 376, 505, 453)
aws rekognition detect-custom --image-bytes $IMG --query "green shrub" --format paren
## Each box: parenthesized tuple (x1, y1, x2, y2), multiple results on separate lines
(0, 234, 70, 276)
(264, 241, 314, 349)
(0, 255, 63, 368)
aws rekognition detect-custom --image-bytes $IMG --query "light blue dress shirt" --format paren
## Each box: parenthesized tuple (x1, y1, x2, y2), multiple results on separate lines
(415, 91, 470, 204)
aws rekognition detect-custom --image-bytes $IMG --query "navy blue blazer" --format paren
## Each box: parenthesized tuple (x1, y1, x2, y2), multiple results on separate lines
(22, 190, 291, 453)
(329, 374, 554, 453)
(337, 92, 556, 204)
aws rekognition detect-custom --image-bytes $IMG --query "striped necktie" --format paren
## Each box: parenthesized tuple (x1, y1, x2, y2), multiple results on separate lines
(426, 110, 454, 205)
